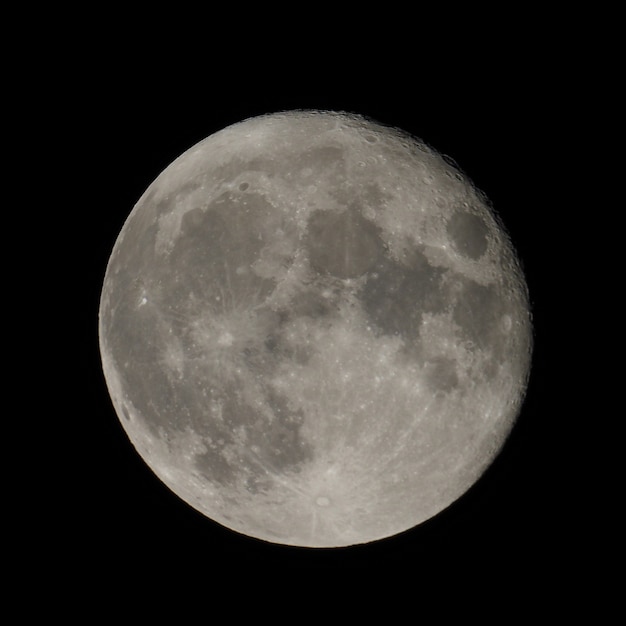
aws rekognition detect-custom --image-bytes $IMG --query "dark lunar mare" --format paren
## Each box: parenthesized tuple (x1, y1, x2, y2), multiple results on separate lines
(360, 246, 447, 344)
(103, 187, 318, 488)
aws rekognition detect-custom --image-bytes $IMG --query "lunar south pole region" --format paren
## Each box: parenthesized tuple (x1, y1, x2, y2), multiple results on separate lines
(99, 110, 532, 548)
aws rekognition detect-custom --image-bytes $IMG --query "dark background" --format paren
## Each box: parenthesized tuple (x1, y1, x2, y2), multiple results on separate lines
(38, 20, 601, 607)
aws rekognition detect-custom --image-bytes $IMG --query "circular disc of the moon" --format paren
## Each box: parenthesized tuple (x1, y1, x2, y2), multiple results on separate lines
(99, 111, 532, 547)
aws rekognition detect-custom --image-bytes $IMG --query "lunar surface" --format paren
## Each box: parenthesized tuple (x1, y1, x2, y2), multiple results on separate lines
(99, 110, 532, 547)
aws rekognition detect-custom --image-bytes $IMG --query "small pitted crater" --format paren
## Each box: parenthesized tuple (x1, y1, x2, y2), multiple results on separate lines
(316, 496, 331, 507)
(305, 206, 385, 279)
(446, 211, 489, 259)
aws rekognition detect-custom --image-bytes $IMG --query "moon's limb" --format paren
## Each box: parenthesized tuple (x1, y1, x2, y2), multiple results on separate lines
(99, 110, 532, 547)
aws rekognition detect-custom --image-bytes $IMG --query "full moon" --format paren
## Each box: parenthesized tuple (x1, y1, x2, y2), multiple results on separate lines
(99, 111, 532, 547)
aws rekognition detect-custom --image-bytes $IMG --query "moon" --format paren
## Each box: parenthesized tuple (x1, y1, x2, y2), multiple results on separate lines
(99, 110, 532, 547)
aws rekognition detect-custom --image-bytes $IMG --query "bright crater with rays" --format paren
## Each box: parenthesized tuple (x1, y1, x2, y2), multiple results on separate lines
(99, 110, 532, 547)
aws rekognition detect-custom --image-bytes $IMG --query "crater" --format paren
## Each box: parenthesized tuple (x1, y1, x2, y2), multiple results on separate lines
(446, 211, 489, 259)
